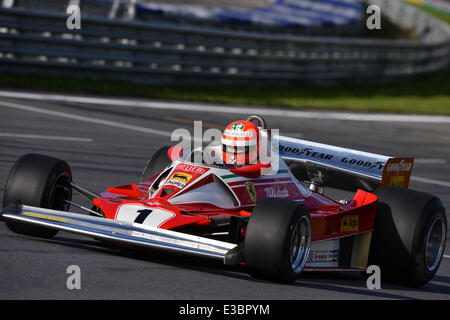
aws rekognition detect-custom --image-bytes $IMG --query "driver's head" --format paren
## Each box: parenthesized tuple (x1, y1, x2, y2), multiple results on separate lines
(222, 120, 259, 165)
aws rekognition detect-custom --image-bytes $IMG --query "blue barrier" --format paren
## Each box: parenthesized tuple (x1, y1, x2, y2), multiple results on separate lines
(135, 0, 364, 28)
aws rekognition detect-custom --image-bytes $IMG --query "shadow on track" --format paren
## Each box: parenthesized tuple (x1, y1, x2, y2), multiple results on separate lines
(23, 233, 449, 300)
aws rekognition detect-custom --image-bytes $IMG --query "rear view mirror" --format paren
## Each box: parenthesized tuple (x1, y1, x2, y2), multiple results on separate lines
(230, 162, 271, 178)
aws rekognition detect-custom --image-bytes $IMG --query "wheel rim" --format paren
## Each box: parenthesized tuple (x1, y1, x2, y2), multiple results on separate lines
(289, 216, 311, 274)
(425, 214, 446, 272)
(48, 173, 71, 211)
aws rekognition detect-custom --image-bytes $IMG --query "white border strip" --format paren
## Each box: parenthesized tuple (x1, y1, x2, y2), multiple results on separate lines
(1, 90, 450, 123)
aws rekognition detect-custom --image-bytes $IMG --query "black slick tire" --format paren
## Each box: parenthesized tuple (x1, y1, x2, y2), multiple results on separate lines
(368, 186, 447, 287)
(141, 146, 172, 182)
(244, 198, 311, 283)
(3, 153, 72, 239)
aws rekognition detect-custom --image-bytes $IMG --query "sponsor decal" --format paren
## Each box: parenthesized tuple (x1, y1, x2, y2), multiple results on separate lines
(388, 175, 405, 187)
(245, 182, 257, 203)
(177, 164, 206, 174)
(341, 158, 385, 170)
(385, 159, 413, 173)
(307, 250, 339, 263)
(264, 185, 289, 198)
(341, 215, 359, 232)
(380, 158, 414, 188)
(166, 180, 187, 189)
(224, 129, 253, 138)
(146, 201, 163, 206)
(279, 145, 387, 171)
(231, 122, 245, 131)
(279, 145, 333, 160)
(166, 172, 193, 188)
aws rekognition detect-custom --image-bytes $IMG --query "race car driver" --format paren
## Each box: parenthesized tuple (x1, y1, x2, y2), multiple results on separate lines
(221, 120, 260, 166)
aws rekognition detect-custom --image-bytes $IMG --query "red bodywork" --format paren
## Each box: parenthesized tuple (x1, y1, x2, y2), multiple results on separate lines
(93, 161, 378, 244)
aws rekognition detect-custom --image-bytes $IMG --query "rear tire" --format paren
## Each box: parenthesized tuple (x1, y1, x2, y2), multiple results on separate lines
(368, 186, 447, 287)
(3, 154, 72, 239)
(141, 146, 172, 182)
(244, 198, 311, 283)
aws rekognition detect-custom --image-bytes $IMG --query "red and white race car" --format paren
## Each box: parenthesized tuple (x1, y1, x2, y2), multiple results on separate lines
(1, 115, 447, 286)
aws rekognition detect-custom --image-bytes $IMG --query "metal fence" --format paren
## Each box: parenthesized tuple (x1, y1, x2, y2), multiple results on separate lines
(0, 3, 448, 85)
(367, 0, 450, 43)
(8, 0, 367, 37)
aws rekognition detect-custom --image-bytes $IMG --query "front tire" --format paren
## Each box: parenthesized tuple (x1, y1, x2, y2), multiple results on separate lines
(244, 198, 311, 283)
(141, 146, 172, 182)
(3, 153, 72, 239)
(368, 186, 447, 287)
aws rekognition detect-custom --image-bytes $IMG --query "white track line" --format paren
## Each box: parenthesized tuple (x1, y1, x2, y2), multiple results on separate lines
(414, 158, 447, 164)
(1, 90, 450, 123)
(444, 255, 450, 259)
(0, 100, 205, 143)
(0, 133, 93, 142)
(410, 176, 450, 188)
(0, 100, 173, 138)
(2, 99, 450, 189)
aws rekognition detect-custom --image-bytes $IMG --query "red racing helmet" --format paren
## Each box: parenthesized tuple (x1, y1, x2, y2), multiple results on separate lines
(222, 120, 260, 165)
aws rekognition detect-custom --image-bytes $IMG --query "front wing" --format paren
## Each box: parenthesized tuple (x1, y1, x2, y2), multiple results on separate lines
(1, 204, 239, 264)
(1, 205, 371, 272)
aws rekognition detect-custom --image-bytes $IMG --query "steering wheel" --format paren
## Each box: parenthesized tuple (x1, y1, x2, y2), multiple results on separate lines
(246, 115, 267, 129)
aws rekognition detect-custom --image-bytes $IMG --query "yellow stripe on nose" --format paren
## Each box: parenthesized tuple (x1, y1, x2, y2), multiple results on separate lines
(23, 211, 69, 223)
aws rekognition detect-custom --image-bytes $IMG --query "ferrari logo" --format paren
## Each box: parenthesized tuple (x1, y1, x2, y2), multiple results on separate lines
(245, 182, 257, 203)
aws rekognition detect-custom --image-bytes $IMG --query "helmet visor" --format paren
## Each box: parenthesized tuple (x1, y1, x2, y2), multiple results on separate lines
(223, 144, 256, 155)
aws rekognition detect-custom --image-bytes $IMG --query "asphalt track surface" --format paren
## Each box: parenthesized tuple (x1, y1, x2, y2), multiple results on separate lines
(0, 90, 449, 300)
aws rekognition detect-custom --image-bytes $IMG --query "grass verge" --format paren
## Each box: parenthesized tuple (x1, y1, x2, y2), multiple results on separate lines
(0, 72, 449, 115)
(407, 2, 450, 25)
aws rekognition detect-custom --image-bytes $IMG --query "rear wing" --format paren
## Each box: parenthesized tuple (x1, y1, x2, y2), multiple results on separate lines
(277, 135, 414, 192)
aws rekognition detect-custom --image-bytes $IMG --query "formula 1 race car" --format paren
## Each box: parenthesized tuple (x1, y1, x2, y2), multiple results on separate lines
(1, 115, 447, 287)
